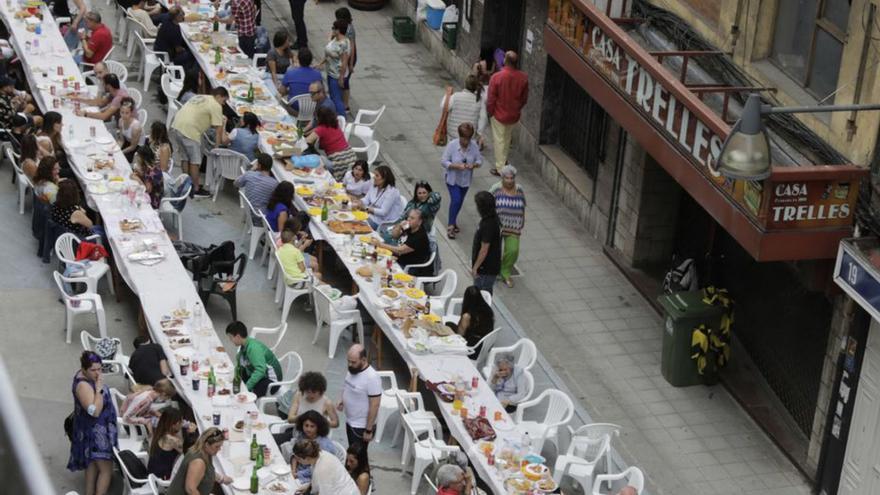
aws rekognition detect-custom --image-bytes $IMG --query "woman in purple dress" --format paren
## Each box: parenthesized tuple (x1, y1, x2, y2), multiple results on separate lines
(68, 351, 118, 495)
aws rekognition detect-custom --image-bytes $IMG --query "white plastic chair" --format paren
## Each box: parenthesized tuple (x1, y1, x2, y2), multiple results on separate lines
(337, 115, 347, 131)
(109, 389, 148, 454)
(373, 370, 400, 443)
(592, 466, 645, 495)
(137, 108, 148, 127)
(259, 213, 280, 281)
(209, 148, 249, 201)
(514, 389, 575, 455)
(403, 250, 436, 276)
(554, 423, 621, 489)
(399, 403, 460, 495)
(7, 147, 33, 214)
(482, 337, 537, 378)
(126, 87, 144, 109)
(266, 351, 303, 401)
(275, 251, 313, 323)
(113, 448, 166, 495)
(345, 105, 385, 147)
(158, 174, 191, 239)
(105, 60, 130, 85)
(239, 191, 267, 260)
(80, 331, 132, 379)
(416, 269, 457, 314)
(252, 53, 267, 69)
(160, 72, 182, 102)
(79, 46, 114, 72)
(392, 390, 443, 451)
(54, 272, 107, 344)
(442, 290, 492, 327)
(350, 139, 380, 166)
(55, 233, 113, 295)
(312, 285, 364, 358)
(250, 321, 288, 352)
(256, 351, 303, 415)
(466, 327, 502, 368)
(289, 94, 316, 125)
(135, 31, 168, 91)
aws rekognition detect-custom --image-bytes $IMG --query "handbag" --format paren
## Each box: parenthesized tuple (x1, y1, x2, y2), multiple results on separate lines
(433, 86, 453, 146)
(75, 241, 108, 261)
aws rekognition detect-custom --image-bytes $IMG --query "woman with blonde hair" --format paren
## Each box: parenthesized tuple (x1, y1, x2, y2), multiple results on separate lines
(120, 378, 177, 430)
(167, 428, 233, 495)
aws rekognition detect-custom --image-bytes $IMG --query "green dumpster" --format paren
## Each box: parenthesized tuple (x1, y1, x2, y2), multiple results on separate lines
(657, 290, 725, 386)
(442, 22, 458, 50)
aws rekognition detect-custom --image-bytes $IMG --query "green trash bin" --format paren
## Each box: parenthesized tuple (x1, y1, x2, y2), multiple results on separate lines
(657, 290, 726, 387)
(442, 22, 458, 49)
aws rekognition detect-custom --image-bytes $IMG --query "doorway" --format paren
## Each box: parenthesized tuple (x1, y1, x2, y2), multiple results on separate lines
(839, 321, 880, 494)
(479, 0, 526, 54)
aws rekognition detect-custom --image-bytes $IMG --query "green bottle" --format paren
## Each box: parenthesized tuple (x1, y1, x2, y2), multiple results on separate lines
(249, 465, 258, 494)
(255, 444, 264, 469)
(214, 46, 222, 65)
(207, 365, 216, 397)
(321, 198, 329, 222)
(249, 434, 259, 461)
(213, 16, 219, 32)
(247, 82, 255, 103)
(232, 363, 241, 394)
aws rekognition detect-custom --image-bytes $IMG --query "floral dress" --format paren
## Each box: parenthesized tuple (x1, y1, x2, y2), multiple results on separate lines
(67, 372, 118, 471)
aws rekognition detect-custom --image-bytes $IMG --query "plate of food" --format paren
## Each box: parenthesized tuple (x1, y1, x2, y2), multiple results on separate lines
(393, 273, 414, 284)
(491, 416, 515, 432)
(266, 481, 289, 493)
(233, 419, 246, 432)
(385, 306, 415, 321)
(120, 219, 143, 232)
(94, 136, 114, 145)
(352, 210, 369, 221)
(159, 317, 185, 329)
(504, 475, 532, 495)
(235, 391, 257, 404)
(376, 247, 392, 258)
(328, 220, 373, 235)
(522, 463, 550, 482)
(168, 336, 192, 349)
(295, 185, 314, 196)
(534, 478, 558, 493)
(172, 307, 191, 318)
(380, 288, 399, 300)
(419, 313, 441, 323)
(404, 288, 426, 299)
(162, 328, 189, 337)
(334, 211, 354, 221)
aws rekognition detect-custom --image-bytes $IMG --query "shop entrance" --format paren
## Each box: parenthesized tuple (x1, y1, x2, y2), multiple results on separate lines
(479, 0, 525, 54)
(839, 321, 880, 494)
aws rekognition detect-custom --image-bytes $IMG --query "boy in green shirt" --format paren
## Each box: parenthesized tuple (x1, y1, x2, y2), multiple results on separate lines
(225, 321, 283, 397)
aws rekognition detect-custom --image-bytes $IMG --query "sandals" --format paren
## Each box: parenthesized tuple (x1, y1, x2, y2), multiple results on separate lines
(503, 278, 514, 288)
(453, 225, 460, 234)
(447, 226, 456, 239)
(489, 169, 501, 176)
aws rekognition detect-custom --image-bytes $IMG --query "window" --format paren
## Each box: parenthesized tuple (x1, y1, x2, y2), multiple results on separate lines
(770, 0, 850, 100)
(558, 72, 608, 179)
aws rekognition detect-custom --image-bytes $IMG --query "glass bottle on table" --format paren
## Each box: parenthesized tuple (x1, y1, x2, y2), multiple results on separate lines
(207, 365, 216, 397)
(214, 46, 222, 65)
(249, 465, 258, 494)
(247, 82, 254, 103)
(250, 434, 259, 461)
(232, 363, 241, 394)
(255, 445, 264, 469)
(321, 197, 329, 222)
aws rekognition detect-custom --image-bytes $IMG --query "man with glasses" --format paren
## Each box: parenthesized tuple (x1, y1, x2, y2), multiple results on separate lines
(302, 81, 337, 134)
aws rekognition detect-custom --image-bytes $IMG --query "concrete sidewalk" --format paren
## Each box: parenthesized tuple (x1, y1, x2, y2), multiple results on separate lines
(276, 2, 813, 494)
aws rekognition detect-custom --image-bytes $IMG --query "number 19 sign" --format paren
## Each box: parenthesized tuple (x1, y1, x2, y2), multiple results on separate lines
(834, 239, 880, 322)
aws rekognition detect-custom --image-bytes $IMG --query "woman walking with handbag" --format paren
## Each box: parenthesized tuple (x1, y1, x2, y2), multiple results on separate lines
(445, 75, 488, 147)
(441, 122, 482, 239)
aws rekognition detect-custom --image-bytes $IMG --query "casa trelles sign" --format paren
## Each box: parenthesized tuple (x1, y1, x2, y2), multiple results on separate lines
(544, 0, 866, 261)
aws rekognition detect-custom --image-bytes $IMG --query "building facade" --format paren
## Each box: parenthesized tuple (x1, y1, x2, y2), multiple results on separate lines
(393, 0, 880, 490)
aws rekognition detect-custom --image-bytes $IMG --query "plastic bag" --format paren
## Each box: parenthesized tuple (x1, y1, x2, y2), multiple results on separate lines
(442, 4, 459, 24)
(416, 0, 428, 21)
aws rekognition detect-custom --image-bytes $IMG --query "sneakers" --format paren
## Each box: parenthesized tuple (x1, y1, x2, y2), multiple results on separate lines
(192, 187, 212, 198)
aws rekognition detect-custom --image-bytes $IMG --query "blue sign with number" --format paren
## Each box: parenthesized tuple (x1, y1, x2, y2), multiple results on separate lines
(835, 242, 880, 322)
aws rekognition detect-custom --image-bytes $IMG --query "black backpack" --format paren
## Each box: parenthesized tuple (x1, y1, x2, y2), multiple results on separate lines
(662, 258, 698, 294)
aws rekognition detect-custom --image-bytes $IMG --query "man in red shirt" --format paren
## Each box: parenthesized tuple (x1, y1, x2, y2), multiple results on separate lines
(486, 51, 529, 176)
(78, 12, 112, 65)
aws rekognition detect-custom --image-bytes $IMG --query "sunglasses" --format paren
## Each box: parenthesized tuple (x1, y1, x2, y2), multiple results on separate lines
(309, 91, 322, 95)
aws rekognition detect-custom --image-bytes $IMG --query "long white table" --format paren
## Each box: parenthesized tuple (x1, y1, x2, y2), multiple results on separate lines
(0, 5, 298, 492)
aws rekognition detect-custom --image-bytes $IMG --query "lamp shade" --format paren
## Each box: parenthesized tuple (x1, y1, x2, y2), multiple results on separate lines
(716, 94, 771, 181)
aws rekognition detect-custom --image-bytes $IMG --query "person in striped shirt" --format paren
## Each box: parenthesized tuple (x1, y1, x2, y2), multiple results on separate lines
(489, 165, 526, 288)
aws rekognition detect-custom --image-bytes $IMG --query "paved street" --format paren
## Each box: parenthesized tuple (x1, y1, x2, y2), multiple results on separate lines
(0, 1, 814, 494)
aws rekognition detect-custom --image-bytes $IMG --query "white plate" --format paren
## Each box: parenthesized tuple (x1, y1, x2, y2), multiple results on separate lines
(492, 418, 515, 431)
(231, 477, 250, 491)
(264, 481, 290, 494)
(94, 136, 114, 145)
(270, 463, 291, 476)
(233, 391, 257, 405)
(174, 347, 195, 359)
(83, 172, 103, 181)
(87, 182, 109, 195)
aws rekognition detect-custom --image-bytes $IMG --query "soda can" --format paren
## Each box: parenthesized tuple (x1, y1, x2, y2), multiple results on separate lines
(53, 98, 60, 109)
(180, 363, 189, 376)
(57, 66, 63, 76)
(63, 78, 68, 89)
(213, 411, 221, 426)
(479, 406, 487, 418)
(191, 377, 200, 390)
(74, 81, 81, 92)
(191, 359, 200, 373)
(222, 427, 230, 440)
(75, 101, 81, 112)
(50, 85, 56, 96)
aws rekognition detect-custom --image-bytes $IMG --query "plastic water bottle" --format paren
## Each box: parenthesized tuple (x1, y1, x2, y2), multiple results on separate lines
(193, 301, 203, 328)
(522, 431, 532, 456)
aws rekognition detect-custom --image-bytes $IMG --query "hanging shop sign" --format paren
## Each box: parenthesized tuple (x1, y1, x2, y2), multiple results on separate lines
(545, 0, 867, 261)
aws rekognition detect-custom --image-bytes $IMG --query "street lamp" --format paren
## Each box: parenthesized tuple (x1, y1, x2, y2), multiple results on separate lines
(715, 94, 880, 181)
